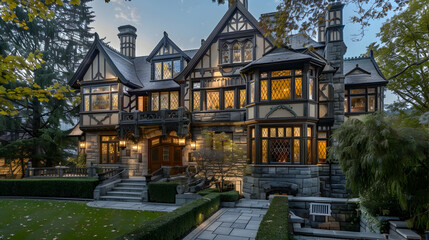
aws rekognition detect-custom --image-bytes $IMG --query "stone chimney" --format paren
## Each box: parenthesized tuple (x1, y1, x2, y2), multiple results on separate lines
(229, 0, 248, 9)
(117, 25, 137, 58)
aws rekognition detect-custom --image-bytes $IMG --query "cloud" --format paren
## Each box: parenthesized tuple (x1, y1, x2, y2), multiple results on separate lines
(189, 37, 195, 43)
(111, 0, 141, 24)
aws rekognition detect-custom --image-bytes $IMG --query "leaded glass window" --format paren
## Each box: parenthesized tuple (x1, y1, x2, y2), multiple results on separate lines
(272, 70, 291, 77)
(250, 82, 255, 103)
(206, 91, 219, 110)
(155, 62, 162, 80)
(318, 140, 327, 162)
(295, 77, 302, 98)
(222, 44, 230, 64)
(368, 95, 375, 112)
(309, 77, 314, 100)
(163, 62, 172, 79)
(270, 139, 291, 163)
(261, 80, 268, 101)
(272, 79, 291, 100)
(111, 93, 118, 109)
(294, 127, 301, 137)
(233, 43, 241, 63)
(240, 89, 246, 108)
(259, 126, 303, 164)
(152, 92, 159, 111)
(82, 84, 118, 112)
(170, 91, 179, 110)
(244, 41, 253, 62)
(84, 95, 90, 111)
(160, 92, 169, 109)
(173, 60, 181, 78)
(224, 90, 235, 109)
(91, 94, 110, 110)
(193, 91, 201, 111)
(262, 139, 268, 163)
(293, 139, 300, 163)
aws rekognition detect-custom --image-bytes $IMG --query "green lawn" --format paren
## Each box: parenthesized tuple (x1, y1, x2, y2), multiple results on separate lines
(0, 199, 164, 240)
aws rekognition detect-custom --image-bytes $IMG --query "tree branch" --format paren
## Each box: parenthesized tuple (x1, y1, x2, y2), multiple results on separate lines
(388, 57, 429, 80)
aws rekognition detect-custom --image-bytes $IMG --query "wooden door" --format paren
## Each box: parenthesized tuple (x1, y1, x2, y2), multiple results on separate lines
(148, 137, 183, 173)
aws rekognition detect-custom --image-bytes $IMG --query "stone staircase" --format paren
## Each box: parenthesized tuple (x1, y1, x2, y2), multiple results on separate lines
(100, 178, 146, 202)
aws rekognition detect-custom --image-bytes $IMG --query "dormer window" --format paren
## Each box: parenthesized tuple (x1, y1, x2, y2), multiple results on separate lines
(154, 59, 181, 80)
(244, 41, 253, 62)
(233, 42, 241, 63)
(221, 44, 230, 64)
(220, 40, 253, 64)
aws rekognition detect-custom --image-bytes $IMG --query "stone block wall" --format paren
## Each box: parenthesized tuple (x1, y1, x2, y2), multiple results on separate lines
(243, 165, 320, 199)
(85, 132, 100, 166)
(318, 163, 348, 198)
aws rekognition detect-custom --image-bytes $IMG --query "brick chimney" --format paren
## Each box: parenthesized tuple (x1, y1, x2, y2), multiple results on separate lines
(117, 25, 137, 58)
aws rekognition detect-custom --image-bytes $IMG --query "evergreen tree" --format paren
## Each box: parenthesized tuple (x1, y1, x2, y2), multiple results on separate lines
(0, 0, 94, 168)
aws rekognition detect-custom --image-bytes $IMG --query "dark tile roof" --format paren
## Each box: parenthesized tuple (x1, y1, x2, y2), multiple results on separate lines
(241, 47, 325, 72)
(288, 34, 325, 50)
(344, 56, 387, 86)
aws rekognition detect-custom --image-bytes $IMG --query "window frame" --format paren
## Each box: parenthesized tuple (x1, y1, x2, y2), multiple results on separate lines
(259, 69, 305, 102)
(219, 39, 254, 65)
(153, 59, 182, 80)
(344, 87, 378, 114)
(150, 91, 180, 111)
(82, 84, 119, 112)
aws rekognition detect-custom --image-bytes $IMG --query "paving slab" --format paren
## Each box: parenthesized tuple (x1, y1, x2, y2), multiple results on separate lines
(86, 200, 179, 212)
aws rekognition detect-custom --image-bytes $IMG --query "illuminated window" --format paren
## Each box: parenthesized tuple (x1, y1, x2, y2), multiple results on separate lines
(233, 43, 241, 63)
(295, 77, 302, 98)
(193, 91, 201, 111)
(272, 70, 291, 77)
(344, 97, 348, 112)
(163, 62, 172, 79)
(154, 60, 180, 80)
(83, 84, 118, 112)
(224, 90, 235, 109)
(221, 44, 230, 64)
(351, 96, 365, 112)
(368, 96, 375, 112)
(272, 79, 291, 100)
(84, 96, 90, 111)
(318, 140, 327, 162)
(206, 91, 219, 110)
(309, 77, 314, 100)
(154, 62, 162, 80)
(244, 41, 253, 62)
(250, 82, 255, 103)
(170, 91, 179, 110)
(293, 139, 300, 163)
(262, 139, 268, 163)
(160, 92, 169, 109)
(240, 89, 246, 108)
(259, 126, 303, 164)
(345, 87, 378, 113)
(137, 96, 149, 111)
(261, 80, 268, 101)
(152, 92, 159, 111)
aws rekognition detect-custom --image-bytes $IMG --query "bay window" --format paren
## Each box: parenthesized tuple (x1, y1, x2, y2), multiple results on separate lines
(206, 91, 219, 110)
(82, 84, 118, 112)
(259, 69, 304, 101)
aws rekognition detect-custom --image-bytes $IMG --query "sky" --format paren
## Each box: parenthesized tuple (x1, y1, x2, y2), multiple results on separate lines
(88, 0, 397, 104)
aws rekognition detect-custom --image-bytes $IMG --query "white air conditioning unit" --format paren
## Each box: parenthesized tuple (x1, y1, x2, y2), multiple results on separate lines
(309, 203, 331, 216)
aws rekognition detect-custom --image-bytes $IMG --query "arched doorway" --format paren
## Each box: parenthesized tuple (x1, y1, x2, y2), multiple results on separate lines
(148, 136, 182, 173)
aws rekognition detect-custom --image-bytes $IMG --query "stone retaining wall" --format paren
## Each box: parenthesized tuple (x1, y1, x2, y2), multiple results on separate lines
(318, 163, 348, 198)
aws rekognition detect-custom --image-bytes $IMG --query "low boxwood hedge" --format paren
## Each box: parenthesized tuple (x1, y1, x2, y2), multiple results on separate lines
(148, 182, 179, 203)
(256, 196, 290, 240)
(117, 193, 220, 240)
(0, 178, 99, 199)
(198, 189, 240, 202)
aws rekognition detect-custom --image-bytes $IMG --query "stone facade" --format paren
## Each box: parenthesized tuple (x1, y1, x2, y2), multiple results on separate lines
(318, 163, 348, 198)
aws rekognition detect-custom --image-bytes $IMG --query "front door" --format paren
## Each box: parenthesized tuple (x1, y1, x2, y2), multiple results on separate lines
(100, 136, 120, 164)
(148, 136, 182, 173)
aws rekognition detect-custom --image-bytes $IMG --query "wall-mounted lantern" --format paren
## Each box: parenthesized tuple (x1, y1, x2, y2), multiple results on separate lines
(119, 140, 127, 149)
(79, 141, 86, 154)
(178, 138, 186, 146)
(191, 141, 196, 150)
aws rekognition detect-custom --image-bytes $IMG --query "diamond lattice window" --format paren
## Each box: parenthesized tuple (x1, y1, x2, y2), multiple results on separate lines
(84, 96, 90, 111)
(261, 80, 268, 101)
(240, 89, 246, 108)
(270, 139, 290, 163)
(170, 91, 179, 110)
(193, 91, 200, 111)
(294, 127, 301, 137)
(111, 93, 118, 109)
(224, 90, 235, 109)
(152, 93, 159, 111)
(262, 139, 268, 163)
(272, 79, 291, 100)
(278, 128, 284, 137)
(272, 70, 291, 77)
(270, 128, 276, 137)
(233, 43, 241, 63)
(262, 128, 269, 138)
(161, 92, 169, 109)
(206, 91, 219, 110)
(222, 44, 230, 64)
(293, 139, 300, 163)
(163, 62, 172, 79)
(295, 77, 302, 98)
(318, 140, 327, 162)
(286, 127, 292, 137)
(244, 41, 253, 62)
(155, 62, 162, 80)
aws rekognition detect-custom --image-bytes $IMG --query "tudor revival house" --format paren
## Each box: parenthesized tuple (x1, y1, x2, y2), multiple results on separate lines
(69, 0, 387, 198)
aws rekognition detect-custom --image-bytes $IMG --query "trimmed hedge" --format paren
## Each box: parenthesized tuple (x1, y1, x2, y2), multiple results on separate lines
(0, 178, 99, 199)
(256, 196, 290, 240)
(117, 193, 220, 240)
(198, 188, 240, 202)
(148, 182, 179, 203)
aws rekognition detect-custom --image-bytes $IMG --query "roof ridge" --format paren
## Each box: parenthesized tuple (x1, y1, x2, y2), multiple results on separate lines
(344, 56, 370, 61)
(99, 39, 133, 64)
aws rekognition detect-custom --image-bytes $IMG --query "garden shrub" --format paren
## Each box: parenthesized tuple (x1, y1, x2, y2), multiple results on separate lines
(256, 196, 290, 240)
(0, 178, 99, 199)
(117, 193, 220, 240)
(198, 189, 239, 202)
(148, 182, 179, 203)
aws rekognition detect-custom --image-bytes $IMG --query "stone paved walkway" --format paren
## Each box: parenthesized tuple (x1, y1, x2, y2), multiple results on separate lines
(87, 200, 179, 212)
(183, 200, 269, 240)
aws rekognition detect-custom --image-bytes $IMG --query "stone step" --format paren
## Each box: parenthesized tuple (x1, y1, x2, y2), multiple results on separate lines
(121, 178, 146, 184)
(112, 186, 143, 192)
(100, 195, 142, 202)
(117, 182, 146, 187)
(106, 191, 142, 197)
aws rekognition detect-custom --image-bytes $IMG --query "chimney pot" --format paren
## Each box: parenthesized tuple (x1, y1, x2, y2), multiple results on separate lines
(118, 25, 137, 58)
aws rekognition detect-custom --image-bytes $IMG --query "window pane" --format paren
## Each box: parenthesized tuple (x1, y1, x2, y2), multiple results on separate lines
(251, 140, 255, 163)
(270, 128, 276, 137)
(309, 77, 314, 100)
(244, 42, 253, 61)
(155, 62, 162, 80)
(222, 44, 229, 64)
(368, 88, 376, 94)
(240, 89, 246, 108)
(262, 128, 268, 138)
(294, 127, 301, 137)
(368, 95, 376, 112)
(286, 127, 292, 137)
(318, 140, 327, 163)
(111, 93, 118, 109)
(351, 89, 365, 94)
(262, 139, 268, 163)
(272, 79, 291, 100)
(163, 147, 170, 162)
(250, 82, 255, 103)
(260, 72, 268, 78)
(163, 62, 172, 79)
(270, 139, 290, 163)
(173, 60, 181, 78)
(278, 128, 284, 137)
(138, 96, 144, 111)
(307, 139, 313, 164)
(111, 84, 118, 92)
(233, 43, 241, 63)
(152, 92, 159, 111)
(295, 69, 302, 75)
(193, 82, 201, 89)
(206, 91, 219, 110)
(91, 94, 110, 110)
(91, 86, 109, 93)
(84, 95, 90, 111)
(293, 139, 300, 163)
(344, 97, 348, 112)
(224, 90, 235, 109)
(193, 91, 200, 111)
(83, 87, 90, 94)
(261, 80, 268, 101)
(307, 127, 312, 137)
(170, 91, 179, 110)
(272, 70, 291, 77)
(295, 77, 302, 98)
(251, 128, 255, 138)
(160, 92, 169, 109)
(351, 96, 365, 112)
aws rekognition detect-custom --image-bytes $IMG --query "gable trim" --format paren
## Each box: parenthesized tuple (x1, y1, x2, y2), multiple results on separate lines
(146, 31, 191, 63)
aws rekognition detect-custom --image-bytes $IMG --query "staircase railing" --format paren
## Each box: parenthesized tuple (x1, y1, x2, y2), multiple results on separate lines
(145, 165, 188, 183)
